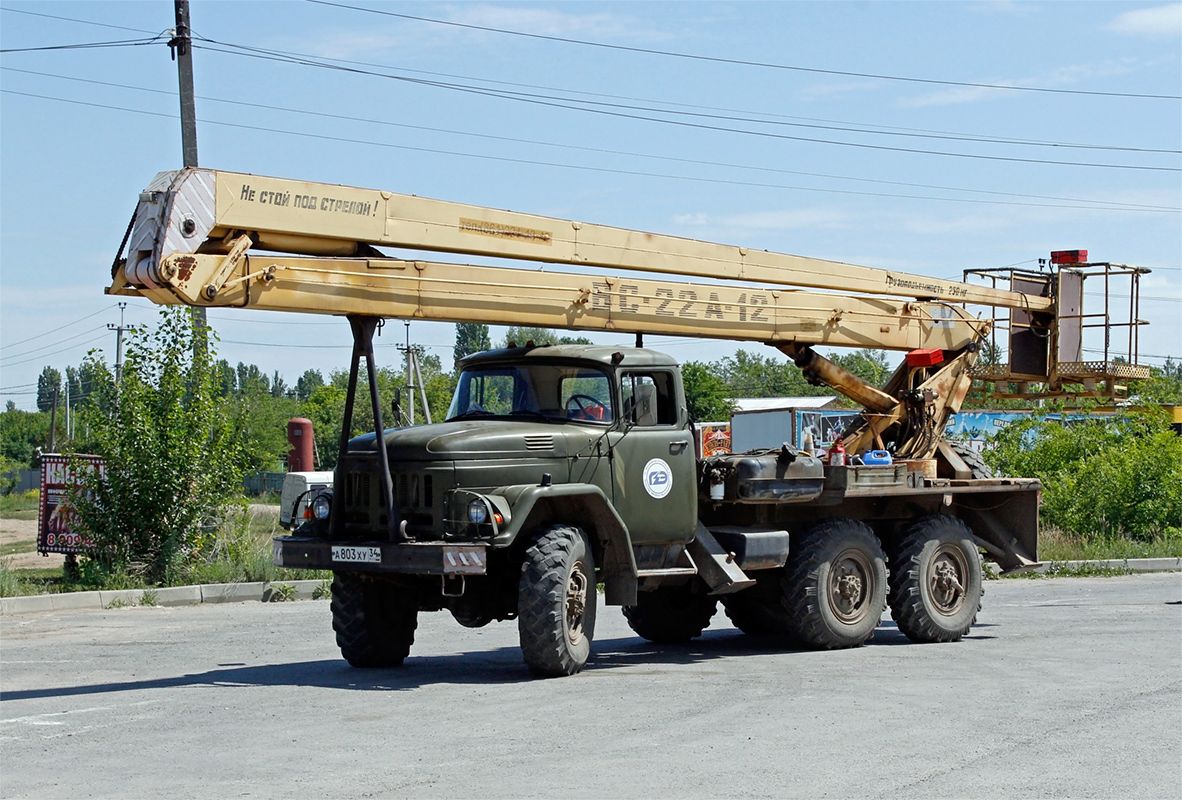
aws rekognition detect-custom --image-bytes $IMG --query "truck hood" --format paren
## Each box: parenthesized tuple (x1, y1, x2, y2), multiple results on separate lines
(348, 420, 604, 461)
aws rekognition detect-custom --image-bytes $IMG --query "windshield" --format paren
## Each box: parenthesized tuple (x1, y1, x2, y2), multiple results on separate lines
(446, 362, 614, 424)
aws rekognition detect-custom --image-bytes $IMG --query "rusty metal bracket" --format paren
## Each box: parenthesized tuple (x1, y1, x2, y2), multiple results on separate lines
(202, 234, 253, 299)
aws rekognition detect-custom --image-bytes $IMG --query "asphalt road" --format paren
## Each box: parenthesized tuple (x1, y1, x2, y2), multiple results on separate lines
(2, 574, 1179, 799)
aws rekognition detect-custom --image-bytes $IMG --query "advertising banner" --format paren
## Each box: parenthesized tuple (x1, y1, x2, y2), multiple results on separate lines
(37, 454, 104, 555)
(693, 422, 732, 458)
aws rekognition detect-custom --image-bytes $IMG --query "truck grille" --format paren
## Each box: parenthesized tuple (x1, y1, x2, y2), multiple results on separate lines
(524, 434, 554, 450)
(337, 456, 447, 540)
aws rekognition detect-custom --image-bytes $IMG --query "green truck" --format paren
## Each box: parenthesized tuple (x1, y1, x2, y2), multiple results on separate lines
(275, 343, 1039, 677)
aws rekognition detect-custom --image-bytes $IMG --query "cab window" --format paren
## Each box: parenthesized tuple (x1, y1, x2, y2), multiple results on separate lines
(620, 372, 676, 427)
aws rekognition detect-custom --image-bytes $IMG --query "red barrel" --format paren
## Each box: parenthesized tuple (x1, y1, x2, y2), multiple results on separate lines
(287, 418, 314, 471)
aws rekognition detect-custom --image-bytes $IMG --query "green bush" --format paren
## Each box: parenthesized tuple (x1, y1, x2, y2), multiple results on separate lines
(985, 410, 1181, 542)
(70, 308, 247, 585)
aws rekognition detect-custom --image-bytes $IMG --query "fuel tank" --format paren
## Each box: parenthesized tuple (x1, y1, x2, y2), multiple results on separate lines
(702, 447, 825, 504)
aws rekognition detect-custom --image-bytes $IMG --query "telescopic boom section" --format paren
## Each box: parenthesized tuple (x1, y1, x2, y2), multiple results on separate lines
(110, 167, 1012, 354)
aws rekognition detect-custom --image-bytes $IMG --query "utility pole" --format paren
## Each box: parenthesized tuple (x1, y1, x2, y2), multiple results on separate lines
(170, 1, 207, 335)
(171, 1, 198, 169)
(108, 303, 134, 385)
(48, 387, 59, 453)
(404, 322, 414, 425)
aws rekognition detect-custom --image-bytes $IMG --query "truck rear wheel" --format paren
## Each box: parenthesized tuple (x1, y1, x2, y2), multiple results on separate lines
(623, 584, 717, 643)
(888, 515, 982, 643)
(518, 525, 597, 677)
(782, 519, 887, 649)
(331, 572, 418, 668)
(721, 570, 796, 637)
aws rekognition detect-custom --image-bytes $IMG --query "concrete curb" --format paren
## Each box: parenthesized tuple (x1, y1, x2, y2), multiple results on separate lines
(3, 558, 1179, 615)
(0, 578, 328, 616)
(985, 557, 1182, 577)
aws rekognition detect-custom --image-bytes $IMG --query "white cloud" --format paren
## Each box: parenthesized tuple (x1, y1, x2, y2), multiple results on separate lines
(674, 209, 849, 231)
(445, 5, 653, 40)
(899, 59, 1137, 107)
(285, 5, 663, 61)
(1107, 4, 1182, 38)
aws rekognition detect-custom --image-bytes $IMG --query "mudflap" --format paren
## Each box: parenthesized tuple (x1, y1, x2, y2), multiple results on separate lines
(687, 525, 757, 595)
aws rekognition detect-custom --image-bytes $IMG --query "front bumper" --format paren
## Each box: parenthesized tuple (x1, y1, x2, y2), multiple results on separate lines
(273, 537, 488, 575)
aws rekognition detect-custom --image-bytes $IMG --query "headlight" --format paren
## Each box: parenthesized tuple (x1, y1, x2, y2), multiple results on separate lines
(311, 493, 332, 520)
(467, 499, 489, 524)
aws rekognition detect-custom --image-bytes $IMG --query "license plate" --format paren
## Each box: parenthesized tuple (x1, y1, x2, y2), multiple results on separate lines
(331, 545, 381, 563)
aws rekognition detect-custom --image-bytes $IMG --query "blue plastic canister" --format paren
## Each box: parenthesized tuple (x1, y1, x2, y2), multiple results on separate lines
(862, 450, 893, 465)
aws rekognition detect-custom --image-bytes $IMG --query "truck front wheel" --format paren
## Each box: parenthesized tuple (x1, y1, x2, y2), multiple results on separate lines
(782, 519, 887, 649)
(331, 572, 418, 668)
(888, 515, 982, 643)
(623, 584, 717, 643)
(518, 525, 597, 677)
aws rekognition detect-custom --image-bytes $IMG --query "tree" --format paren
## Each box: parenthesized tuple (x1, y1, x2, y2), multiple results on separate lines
(454, 323, 492, 361)
(70, 308, 246, 585)
(271, 370, 289, 398)
(36, 366, 61, 412)
(295, 369, 324, 401)
(498, 326, 591, 348)
(5, 401, 15, 412)
(213, 359, 236, 397)
(0, 407, 50, 467)
(681, 361, 734, 422)
(235, 362, 269, 395)
(716, 349, 828, 399)
(831, 349, 891, 387)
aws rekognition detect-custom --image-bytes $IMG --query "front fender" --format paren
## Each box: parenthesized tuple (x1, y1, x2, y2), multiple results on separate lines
(495, 483, 638, 606)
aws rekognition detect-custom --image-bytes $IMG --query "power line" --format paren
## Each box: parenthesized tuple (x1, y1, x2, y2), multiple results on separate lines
(0, 325, 111, 362)
(307, 0, 1182, 101)
(0, 36, 165, 53)
(184, 40, 1180, 156)
(0, 6, 160, 35)
(7, 66, 1176, 212)
(193, 40, 1181, 173)
(6, 66, 1172, 212)
(0, 304, 118, 351)
(14, 7, 1153, 152)
(9, 87, 1178, 216)
(0, 333, 111, 368)
(11, 86, 1182, 215)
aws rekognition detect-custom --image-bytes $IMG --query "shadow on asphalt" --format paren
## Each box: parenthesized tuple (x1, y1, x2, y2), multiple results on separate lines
(1, 622, 997, 702)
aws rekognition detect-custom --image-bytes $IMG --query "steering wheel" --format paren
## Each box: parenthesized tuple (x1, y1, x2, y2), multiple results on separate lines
(565, 393, 608, 420)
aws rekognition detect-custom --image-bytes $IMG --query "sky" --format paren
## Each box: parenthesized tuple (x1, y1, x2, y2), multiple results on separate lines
(1, 1, 1179, 411)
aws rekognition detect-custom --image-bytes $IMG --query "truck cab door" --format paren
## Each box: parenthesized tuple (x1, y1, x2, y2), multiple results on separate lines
(608, 370, 697, 545)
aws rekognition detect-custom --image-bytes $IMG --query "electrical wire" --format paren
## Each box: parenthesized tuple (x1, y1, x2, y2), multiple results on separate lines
(0, 325, 111, 362)
(192, 40, 1182, 173)
(0, 6, 160, 35)
(7, 66, 1176, 213)
(184, 39, 1181, 156)
(0, 333, 112, 368)
(16, 4, 1173, 152)
(7, 88, 1178, 214)
(307, 1, 1182, 101)
(0, 36, 166, 53)
(0, 305, 119, 350)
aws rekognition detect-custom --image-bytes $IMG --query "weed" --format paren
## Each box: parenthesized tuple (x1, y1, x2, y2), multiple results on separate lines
(0, 489, 40, 518)
(140, 588, 159, 607)
(312, 580, 332, 600)
(0, 558, 19, 597)
(269, 582, 297, 602)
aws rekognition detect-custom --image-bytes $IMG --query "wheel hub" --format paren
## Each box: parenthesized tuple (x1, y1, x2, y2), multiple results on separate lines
(565, 560, 589, 645)
(928, 546, 969, 616)
(828, 550, 872, 623)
